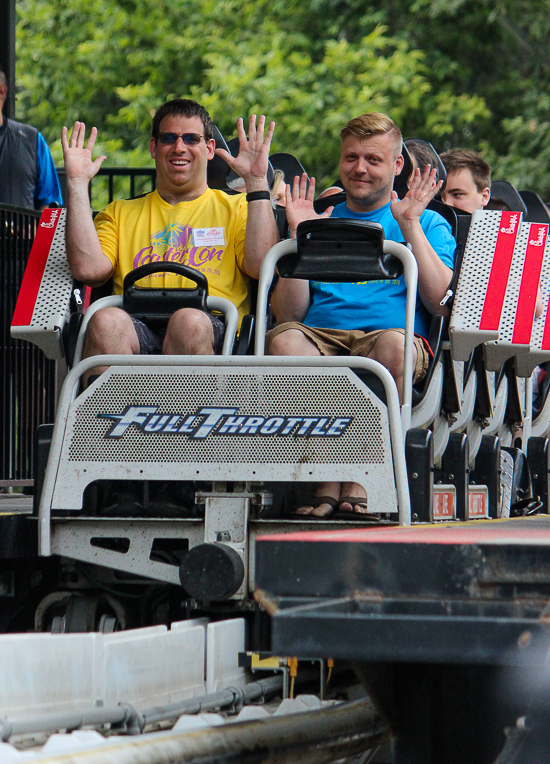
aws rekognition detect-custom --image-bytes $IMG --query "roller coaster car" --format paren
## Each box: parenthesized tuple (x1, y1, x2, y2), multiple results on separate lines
(12, 212, 430, 611)
(11, 204, 550, 622)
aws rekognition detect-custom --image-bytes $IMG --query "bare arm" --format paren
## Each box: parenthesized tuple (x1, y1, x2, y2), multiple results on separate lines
(271, 174, 333, 324)
(62, 122, 113, 287)
(215, 115, 278, 279)
(390, 167, 453, 317)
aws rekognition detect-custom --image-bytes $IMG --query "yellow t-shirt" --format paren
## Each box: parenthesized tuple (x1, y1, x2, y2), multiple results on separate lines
(94, 188, 250, 324)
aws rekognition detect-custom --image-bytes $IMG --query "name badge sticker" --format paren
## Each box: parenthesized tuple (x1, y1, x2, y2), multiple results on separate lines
(193, 227, 226, 246)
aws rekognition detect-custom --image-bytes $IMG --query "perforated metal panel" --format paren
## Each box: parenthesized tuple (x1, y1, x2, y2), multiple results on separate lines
(11, 210, 73, 359)
(450, 210, 521, 361)
(498, 224, 532, 340)
(516, 233, 550, 377)
(50, 365, 398, 512)
(531, 239, 550, 351)
(484, 223, 532, 370)
(30, 209, 72, 329)
(67, 371, 383, 464)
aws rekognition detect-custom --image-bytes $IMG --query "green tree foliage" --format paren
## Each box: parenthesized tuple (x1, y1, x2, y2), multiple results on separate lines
(14, 0, 550, 194)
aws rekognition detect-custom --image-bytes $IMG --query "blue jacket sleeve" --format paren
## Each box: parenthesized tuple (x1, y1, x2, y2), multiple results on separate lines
(34, 132, 63, 208)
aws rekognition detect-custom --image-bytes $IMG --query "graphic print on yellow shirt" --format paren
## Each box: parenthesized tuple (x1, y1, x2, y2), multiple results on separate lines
(94, 188, 250, 325)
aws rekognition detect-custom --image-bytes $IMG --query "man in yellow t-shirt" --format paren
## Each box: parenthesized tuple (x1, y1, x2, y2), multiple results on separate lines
(62, 98, 278, 385)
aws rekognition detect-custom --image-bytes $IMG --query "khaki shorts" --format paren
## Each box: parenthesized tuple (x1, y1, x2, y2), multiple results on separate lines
(265, 323, 431, 383)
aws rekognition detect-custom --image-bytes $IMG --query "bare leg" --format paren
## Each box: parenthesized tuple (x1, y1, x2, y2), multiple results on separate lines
(82, 307, 140, 386)
(163, 308, 215, 355)
(267, 328, 321, 357)
(366, 330, 417, 404)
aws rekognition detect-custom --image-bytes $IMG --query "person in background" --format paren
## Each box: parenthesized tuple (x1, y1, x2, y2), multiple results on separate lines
(405, 139, 441, 185)
(228, 168, 286, 207)
(440, 148, 491, 214)
(0, 66, 62, 210)
(271, 169, 287, 207)
(316, 185, 344, 199)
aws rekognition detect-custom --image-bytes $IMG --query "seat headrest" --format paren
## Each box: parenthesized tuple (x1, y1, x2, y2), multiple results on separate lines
(207, 125, 232, 190)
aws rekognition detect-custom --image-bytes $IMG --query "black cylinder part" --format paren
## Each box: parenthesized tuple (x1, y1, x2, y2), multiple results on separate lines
(179, 543, 245, 601)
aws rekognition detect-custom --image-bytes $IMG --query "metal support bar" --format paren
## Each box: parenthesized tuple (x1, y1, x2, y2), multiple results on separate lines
(254, 237, 418, 435)
(31, 698, 388, 764)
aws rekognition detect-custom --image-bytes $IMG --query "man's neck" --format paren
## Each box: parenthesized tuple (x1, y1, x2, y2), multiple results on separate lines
(156, 183, 208, 206)
(346, 194, 391, 214)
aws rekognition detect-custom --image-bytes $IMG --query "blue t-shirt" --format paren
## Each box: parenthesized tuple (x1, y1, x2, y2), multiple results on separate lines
(303, 201, 456, 339)
(35, 132, 63, 208)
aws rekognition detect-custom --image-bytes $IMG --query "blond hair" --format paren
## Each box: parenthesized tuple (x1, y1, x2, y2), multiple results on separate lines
(340, 113, 402, 156)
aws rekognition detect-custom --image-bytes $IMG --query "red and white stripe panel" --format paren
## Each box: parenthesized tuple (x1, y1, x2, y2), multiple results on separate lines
(516, 228, 550, 377)
(484, 222, 548, 371)
(450, 210, 522, 361)
(11, 208, 74, 360)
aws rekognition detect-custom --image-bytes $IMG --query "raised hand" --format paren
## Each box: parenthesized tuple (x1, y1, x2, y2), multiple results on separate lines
(215, 115, 275, 192)
(390, 165, 443, 225)
(62, 122, 106, 184)
(286, 173, 334, 237)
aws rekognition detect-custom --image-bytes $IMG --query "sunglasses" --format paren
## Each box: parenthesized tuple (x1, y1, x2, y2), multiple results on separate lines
(157, 132, 205, 146)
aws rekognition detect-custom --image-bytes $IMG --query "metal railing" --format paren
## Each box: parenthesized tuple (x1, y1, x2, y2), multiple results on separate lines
(93, 167, 156, 205)
(57, 168, 156, 208)
(0, 204, 56, 485)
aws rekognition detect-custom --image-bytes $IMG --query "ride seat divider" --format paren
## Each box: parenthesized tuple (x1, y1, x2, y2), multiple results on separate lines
(11, 208, 74, 360)
(484, 222, 549, 371)
(450, 210, 523, 361)
(516, 229, 550, 378)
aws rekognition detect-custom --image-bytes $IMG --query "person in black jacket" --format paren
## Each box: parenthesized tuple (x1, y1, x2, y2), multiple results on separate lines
(0, 66, 62, 210)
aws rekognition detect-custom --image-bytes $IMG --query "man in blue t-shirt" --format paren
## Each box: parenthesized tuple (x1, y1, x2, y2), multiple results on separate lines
(265, 112, 455, 517)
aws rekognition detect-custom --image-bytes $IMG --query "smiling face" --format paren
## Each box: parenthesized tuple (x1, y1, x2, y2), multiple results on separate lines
(442, 168, 490, 213)
(339, 132, 403, 212)
(149, 114, 215, 203)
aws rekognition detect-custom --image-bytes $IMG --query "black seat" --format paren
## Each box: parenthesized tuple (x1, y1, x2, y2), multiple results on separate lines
(392, 143, 414, 200)
(278, 218, 399, 283)
(206, 125, 232, 190)
(313, 191, 346, 215)
(488, 180, 528, 215)
(270, 152, 308, 185)
(520, 190, 550, 224)
(427, 198, 458, 239)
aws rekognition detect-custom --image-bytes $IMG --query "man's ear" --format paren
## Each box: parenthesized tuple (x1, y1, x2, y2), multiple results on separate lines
(395, 154, 404, 175)
(206, 138, 216, 160)
(149, 136, 157, 160)
(0, 83, 7, 106)
(481, 186, 491, 207)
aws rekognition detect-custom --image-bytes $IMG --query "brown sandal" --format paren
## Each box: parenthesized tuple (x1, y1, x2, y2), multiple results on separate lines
(338, 495, 368, 514)
(295, 495, 338, 518)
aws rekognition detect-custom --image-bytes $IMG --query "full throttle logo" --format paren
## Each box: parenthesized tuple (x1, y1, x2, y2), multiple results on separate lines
(99, 406, 353, 440)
